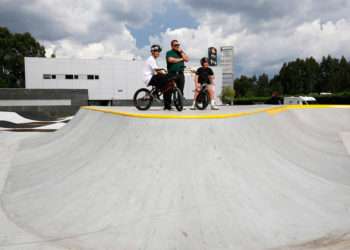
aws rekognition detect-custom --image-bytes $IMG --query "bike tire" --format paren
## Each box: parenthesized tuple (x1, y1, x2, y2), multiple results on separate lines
(195, 91, 209, 110)
(173, 88, 183, 111)
(133, 88, 153, 110)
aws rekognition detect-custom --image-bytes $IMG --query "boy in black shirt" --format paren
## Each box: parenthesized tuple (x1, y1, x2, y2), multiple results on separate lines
(191, 57, 219, 110)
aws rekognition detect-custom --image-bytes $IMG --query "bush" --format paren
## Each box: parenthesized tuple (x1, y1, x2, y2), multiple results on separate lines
(233, 97, 270, 105)
(221, 86, 235, 105)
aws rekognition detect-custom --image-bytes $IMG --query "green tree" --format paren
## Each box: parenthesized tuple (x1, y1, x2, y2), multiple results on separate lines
(335, 56, 350, 92)
(234, 75, 256, 97)
(269, 75, 283, 95)
(279, 58, 308, 95)
(319, 55, 340, 93)
(304, 57, 320, 94)
(256, 73, 269, 96)
(0, 26, 45, 88)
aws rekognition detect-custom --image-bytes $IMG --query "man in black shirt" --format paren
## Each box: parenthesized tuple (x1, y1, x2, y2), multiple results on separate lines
(191, 57, 219, 110)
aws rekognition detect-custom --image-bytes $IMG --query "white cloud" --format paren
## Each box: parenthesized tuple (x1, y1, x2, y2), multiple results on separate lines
(157, 0, 350, 75)
(151, 18, 350, 76)
(43, 29, 139, 60)
(0, 0, 168, 59)
(2, 0, 350, 75)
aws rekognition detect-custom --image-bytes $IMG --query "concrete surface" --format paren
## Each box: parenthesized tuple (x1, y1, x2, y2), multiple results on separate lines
(1, 105, 350, 250)
(0, 132, 65, 250)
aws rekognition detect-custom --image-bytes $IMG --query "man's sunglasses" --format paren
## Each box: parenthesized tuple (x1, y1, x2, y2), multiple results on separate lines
(173, 44, 180, 47)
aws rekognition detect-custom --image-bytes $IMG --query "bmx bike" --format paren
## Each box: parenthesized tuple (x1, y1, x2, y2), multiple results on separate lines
(195, 83, 210, 110)
(133, 75, 183, 111)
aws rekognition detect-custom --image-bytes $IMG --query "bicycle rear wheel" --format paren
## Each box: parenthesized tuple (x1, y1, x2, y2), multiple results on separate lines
(133, 88, 153, 110)
(195, 91, 209, 110)
(172, 88, 183, 111)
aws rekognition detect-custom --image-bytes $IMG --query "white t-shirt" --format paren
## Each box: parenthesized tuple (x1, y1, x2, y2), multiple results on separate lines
(143, 56, 159, 85)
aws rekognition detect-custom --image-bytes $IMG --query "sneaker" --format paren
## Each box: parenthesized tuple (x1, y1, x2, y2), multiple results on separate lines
(190, 104, 196, 110)
(210, 105, 219, 110)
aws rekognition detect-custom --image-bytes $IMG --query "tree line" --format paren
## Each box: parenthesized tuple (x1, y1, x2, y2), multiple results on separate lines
(235, 56, 350, 97)
(0, 26, 45, 88)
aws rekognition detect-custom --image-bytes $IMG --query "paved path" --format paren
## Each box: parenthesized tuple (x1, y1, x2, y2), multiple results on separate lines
(1, 105, 350, 249)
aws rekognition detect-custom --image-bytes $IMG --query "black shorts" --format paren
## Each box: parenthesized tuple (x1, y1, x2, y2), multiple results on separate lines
(148, 74, 168, 89)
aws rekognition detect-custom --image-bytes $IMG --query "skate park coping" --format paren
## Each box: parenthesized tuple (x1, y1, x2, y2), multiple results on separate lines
(82, 105, 350, 120)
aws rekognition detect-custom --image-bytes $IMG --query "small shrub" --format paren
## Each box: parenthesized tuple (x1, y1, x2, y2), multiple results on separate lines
(221, 86, 235, 105)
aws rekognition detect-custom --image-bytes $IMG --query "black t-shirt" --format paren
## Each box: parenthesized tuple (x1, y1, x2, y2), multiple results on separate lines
(196, 67, 214, 84)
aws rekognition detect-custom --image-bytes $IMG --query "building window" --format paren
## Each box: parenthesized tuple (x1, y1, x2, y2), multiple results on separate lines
(43, 74, 99, 80)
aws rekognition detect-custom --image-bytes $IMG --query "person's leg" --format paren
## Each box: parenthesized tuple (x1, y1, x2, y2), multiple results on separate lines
(176, 72, 185, 95)
(162, 75, 172, 110)
(148, 75, 162, 89)
(156, 74, 168, 87)
(208, 84, 216, 100)
(208, 84, 219, 110)
(163, 90, 172, 109)
(191, 83, 200, 110)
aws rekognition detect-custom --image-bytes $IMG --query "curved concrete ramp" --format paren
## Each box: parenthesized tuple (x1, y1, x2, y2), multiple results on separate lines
(1, 106, 350, 250)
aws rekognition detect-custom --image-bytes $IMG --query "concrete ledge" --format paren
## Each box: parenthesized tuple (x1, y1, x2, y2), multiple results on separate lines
(0, 89, 88, 119)
(0, 100, 72, 106)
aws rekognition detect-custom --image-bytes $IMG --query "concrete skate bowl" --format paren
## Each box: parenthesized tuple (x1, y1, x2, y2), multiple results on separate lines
(1, 105, 350, 250)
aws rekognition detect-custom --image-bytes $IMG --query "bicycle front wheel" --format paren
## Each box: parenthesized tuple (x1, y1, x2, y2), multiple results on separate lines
(172, 88, 183, 111)
(195, 91, 209, 110)
(133, 88, 153, 110)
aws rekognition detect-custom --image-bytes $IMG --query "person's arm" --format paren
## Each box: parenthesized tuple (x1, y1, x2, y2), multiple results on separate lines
(195, 72, 201, 91)
(155, 68, 167, 75)
(179, 50, 189, 62)
(150, 59, 166, 75)
(167, 57, 184, 64)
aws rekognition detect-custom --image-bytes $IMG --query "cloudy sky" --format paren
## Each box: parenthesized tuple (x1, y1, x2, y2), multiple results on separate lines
(1, 0, 350, 76)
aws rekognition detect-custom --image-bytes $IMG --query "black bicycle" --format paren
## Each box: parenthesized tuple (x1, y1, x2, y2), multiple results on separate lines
(195, 83, 210, 110)
(133, 76, 183, 111)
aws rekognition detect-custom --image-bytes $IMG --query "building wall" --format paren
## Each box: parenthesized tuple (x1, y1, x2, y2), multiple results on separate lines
(25, 57, 223, 101)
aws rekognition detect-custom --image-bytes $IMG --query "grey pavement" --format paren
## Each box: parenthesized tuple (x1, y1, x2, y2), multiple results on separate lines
(1, 106, 350, 249)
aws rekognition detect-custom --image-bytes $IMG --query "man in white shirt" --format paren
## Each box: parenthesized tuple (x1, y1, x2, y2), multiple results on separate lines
(143, 45, 167, 88)
(143, 45, 171, 109)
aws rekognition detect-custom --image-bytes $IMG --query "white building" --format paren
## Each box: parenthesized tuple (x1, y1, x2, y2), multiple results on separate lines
(25, 57, 223, 102)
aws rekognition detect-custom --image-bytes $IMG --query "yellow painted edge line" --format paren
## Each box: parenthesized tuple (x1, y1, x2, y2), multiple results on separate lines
(81, 105, 350, 120)
(82, 106, 279, 119)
